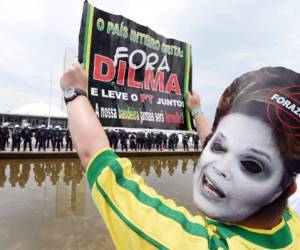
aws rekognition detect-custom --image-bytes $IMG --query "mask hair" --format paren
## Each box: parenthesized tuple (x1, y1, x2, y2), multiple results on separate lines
(245, 182, 291, 225)
(202, 132, 214, 149)
(212, 67, 300, 176)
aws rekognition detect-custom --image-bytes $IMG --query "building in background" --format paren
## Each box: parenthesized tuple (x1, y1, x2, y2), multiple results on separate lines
(0, 102, 67, 128)
(0, 48, 79, 129)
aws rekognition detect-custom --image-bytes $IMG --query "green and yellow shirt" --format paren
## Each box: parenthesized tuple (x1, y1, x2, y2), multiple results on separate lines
(87, 148, 300, 250)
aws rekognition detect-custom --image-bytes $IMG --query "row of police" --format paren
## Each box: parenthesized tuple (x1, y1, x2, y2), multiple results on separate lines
(106, 130, 200, 151)
(0, 123, 73, 152)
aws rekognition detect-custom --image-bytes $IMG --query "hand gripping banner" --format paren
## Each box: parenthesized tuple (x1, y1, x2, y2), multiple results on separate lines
(79, 1, 193, 131)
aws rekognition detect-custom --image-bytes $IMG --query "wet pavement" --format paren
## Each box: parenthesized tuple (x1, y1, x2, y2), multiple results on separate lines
(0, 156, 199, 250)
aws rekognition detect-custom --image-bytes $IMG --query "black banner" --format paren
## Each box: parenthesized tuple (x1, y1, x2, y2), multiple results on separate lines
(79, 1, 193, 131)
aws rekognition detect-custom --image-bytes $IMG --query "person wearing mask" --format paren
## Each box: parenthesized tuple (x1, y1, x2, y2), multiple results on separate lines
(60, 64, 300, 249)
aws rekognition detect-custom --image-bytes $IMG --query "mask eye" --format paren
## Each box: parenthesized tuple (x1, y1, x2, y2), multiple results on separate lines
(211, 141, 227, 153)
(241, 160, 263, 174)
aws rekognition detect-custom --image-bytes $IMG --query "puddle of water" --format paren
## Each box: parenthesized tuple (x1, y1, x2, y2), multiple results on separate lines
(0, 156, 199, 250)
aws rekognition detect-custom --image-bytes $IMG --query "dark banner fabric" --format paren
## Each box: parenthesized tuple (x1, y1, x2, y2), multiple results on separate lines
(79, 1, 193, 131)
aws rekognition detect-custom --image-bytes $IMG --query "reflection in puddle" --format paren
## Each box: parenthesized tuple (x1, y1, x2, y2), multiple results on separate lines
(1, 160, 85, 188)
(0, 156, 199, 249)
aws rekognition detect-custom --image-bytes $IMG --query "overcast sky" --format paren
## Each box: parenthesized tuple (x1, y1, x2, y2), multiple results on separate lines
(0, 0, 299, 120)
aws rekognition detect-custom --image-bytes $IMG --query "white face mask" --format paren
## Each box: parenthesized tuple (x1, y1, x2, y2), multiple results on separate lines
(193, 113, 285, 222)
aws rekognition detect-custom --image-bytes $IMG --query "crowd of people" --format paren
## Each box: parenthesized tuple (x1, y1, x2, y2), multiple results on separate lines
(0, 123, 73, 152)
(0, 123, 201, 152)
(105, 130, 200, 151)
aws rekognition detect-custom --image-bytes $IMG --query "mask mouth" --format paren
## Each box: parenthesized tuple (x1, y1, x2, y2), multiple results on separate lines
(202, 174, 226, 199)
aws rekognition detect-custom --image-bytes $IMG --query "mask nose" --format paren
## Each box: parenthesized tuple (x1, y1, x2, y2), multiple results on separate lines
(212, 159, 232, 180)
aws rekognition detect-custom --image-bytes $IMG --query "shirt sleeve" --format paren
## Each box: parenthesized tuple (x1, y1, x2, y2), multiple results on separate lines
(86, 148, 210, 250)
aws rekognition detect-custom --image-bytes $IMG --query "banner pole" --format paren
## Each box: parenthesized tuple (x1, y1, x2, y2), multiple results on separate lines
(47, 67, 53, 127)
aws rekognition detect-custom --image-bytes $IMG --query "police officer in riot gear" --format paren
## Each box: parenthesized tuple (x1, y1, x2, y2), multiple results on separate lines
(120, 130, 128, 151)
(168, 133, 176, 151)
(65, 129, 73, 151)
(146, 132, 153, 150)
(106, 130, 112, 147)
(0, 123, 10, 150)
(38, 125, 47, 151)
(163, 133, 168, 149)
(193, 133, 200, 151)
(129, 133, 137, 151)
(11, 125, 22, 151)
(136, 132, 143, 150)
(46, 125, 54, 149)
(53, 126, 62, 151)
(0, 125, 4, 151)
(182, 134, 190, 151)
(35, 126, 41, 149)
(174, 133, 179, 149)
(3, 122, 10, 148)
(155, 132, 163, 151)
(21, 123, 33, 151)
(110, 130, 118, 150)
(59, 127, 64, 149)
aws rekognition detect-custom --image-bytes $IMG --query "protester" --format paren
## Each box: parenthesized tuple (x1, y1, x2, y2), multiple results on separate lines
(60, 64, 300, 249)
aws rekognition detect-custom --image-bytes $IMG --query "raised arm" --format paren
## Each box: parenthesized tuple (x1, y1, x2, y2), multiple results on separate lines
(60, 65, 212, 249)
(187, 91, 212, 144)
(60, 63, 109, 168)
